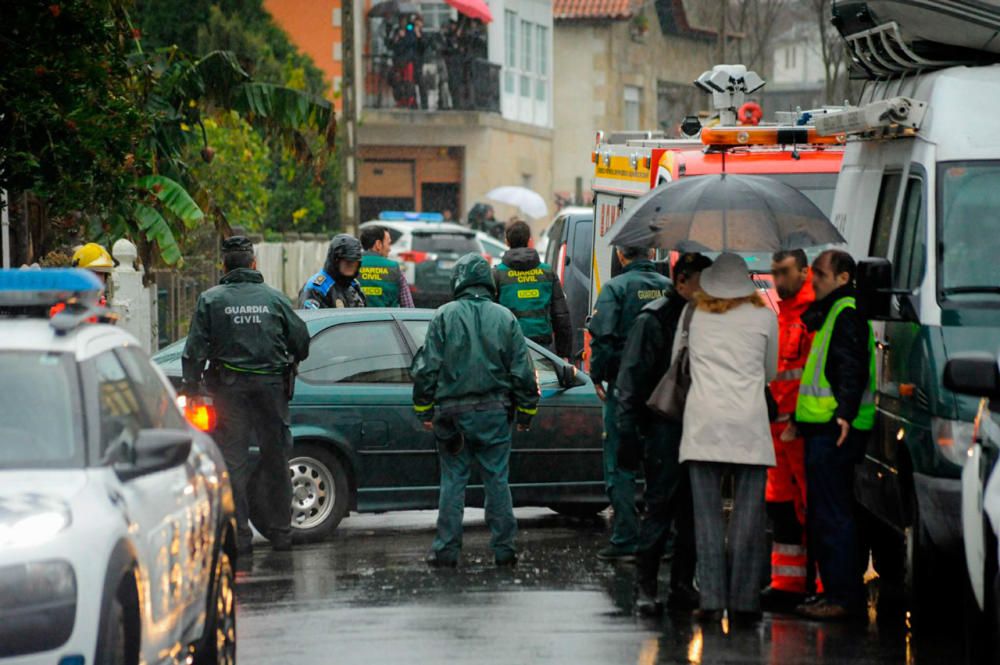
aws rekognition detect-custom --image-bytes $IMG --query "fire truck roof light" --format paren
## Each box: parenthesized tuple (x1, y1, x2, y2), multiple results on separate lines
(0, 269, 103, 308)
(378, 211, 445, 222)
(700, 126, 846, 146)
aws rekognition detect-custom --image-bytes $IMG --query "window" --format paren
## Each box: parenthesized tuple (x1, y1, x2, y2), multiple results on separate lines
(520, 20, 533, 98)
(624, 86, 642, 132)
(892, 178, 926, 291)
(531, 350, 559, 386)
(402, 320, 430, 349)
(869, 172, 904, 257)
(95, 351, 146, 457)
(418, 2, 453, 30)
(0, 352, 83, 469)
(571, 219, 594, 279)
(504, 11, 517, 94)
(938, 161, 1000, 302)
(543, 217, 566, 266)
(298, 323, 412, 383)
(785, 47, 797, 69)
(535, 26, 548, 102)
(412, 233, 479, 255)
(118, 347, 187, 430)
(481, 237, 507, 262)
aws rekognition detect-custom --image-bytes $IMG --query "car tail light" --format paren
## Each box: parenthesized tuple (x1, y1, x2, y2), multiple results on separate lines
(556, 243, 567, 284)
(399, 250, 430, 264)
(177, 395, 217, 433)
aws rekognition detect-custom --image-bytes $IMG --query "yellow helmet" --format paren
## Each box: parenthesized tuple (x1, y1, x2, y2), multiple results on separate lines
(71, 243, 114, 273)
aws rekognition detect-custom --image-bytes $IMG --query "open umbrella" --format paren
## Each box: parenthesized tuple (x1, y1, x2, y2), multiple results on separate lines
(605, 174, 844, 252)
(368, 0, 419, 18)
(445, 0, 493, 23)
(485, 186, 548, 219)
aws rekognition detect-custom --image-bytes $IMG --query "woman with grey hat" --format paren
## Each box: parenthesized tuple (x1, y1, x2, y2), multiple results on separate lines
(671, 252, 778, 622)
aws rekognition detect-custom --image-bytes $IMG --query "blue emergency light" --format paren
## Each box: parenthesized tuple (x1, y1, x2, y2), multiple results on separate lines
(378, 211, 445, 222)
(0, 268, 103, 308)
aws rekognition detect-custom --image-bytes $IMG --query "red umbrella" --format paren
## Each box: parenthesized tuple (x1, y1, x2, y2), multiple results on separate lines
(445, 0, 493, 23)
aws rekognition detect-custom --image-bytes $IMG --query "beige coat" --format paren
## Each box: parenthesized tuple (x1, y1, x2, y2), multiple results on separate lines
(673, 301, 778, 466)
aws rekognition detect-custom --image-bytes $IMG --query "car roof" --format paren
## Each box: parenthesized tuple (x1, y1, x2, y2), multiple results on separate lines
(555, 206, 593, 217)
(0, 318, 138, 360)
(363, 220, 475, 235)
(297, 307, 436, 329)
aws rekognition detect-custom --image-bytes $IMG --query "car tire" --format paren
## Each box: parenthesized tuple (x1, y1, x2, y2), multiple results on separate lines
(95, 594, 128, 665)
(251, 444, 350, 543)
(963, 519, 1000, 664)
(548, 503, 608, 519)
(193, 546, 236, 665)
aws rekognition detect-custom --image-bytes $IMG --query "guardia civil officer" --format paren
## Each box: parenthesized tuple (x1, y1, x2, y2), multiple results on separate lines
(298, 234, 366, 309)
(587, 246, 670, 561)
(411, 253, 539, 568)
(616, 252, 712, 615)
(358, 225, 414, 307)
(182, 237, 310, 565)
(493, 220, 572, 359)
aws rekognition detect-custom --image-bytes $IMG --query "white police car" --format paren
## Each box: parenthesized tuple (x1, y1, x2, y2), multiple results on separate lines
(0, 270, 237, 665)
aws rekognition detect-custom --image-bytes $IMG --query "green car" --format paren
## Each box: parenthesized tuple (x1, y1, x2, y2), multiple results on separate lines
(153, 308, 606, 542)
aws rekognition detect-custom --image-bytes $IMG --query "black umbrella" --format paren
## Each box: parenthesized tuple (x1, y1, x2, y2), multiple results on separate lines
(604, 174, 845, 252)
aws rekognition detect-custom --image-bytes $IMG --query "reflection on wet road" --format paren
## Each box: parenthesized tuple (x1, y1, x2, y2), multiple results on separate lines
(235, 509, 959, 664)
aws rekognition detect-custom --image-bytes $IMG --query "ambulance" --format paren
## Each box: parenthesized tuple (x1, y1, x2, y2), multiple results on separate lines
(589, 65, 846, 315)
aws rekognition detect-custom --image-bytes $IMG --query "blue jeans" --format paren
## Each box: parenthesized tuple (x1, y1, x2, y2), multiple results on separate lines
(432, 409, 517, 561)
(603, 388, 639, 549)
(805, 429, 866, 608)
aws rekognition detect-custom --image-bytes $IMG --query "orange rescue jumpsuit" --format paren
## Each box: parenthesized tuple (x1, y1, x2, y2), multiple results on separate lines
(767, 276, 815, 594)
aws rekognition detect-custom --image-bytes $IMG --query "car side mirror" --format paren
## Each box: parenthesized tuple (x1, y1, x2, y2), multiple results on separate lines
(115, 429, 193, 481)
(944, 354, 1000, 400)
(857, 258, 918, 322)
(556, 363, 586, 390)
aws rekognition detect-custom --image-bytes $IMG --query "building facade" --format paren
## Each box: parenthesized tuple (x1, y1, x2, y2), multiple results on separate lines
(550, 0, 716, 205)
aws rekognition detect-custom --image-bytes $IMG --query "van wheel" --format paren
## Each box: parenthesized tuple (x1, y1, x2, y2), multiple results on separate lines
(193, 547, 236, 665)
(903, 500, 955, 622)
(250, 444, 350, 543)
(963, 519, 999, 664)
(95, 595, 127, 665)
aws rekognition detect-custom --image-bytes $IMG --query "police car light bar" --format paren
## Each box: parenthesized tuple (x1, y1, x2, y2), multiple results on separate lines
(378, 211, 445, 222)
(0, 269, 103, 308)
(814, 97, 927, 137)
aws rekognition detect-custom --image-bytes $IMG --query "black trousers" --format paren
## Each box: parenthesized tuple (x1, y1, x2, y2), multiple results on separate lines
(635, 419, 696, 596)
(211, 372, 293, 550)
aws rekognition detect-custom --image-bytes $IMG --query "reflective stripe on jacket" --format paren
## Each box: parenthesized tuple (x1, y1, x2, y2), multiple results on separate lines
(795, 296, 876, 430)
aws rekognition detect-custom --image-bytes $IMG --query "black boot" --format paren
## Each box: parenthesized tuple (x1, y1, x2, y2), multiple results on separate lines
(667, 581, 700, 611)
(634, 578, 664, 617)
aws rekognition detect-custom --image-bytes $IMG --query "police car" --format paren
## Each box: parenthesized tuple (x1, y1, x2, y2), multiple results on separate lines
(0, 270, 237, 665)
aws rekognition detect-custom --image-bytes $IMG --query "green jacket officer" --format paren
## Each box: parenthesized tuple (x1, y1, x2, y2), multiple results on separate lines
(587, 246, 670, 561)
(358, 224, 414, 307)
(411, 253, 539, 568)
(183, 236, 310, 563)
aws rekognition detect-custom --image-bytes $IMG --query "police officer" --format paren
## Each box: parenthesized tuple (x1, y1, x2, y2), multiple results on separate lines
(182, 237, 310, 565)
(616, 252, 711, 614)
(411, 253, 539, 568)
(493, 220, 572, 359)
(298, 234, 366, 309)
(358, 225, 414, 307)
(587, 246, 670, 561)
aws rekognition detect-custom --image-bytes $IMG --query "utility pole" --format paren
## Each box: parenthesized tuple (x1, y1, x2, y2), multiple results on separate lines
(716, 0, 729, 63)
(340, 0, 360, 234)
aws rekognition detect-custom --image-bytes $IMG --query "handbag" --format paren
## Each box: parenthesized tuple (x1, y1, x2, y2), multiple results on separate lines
(646, 303, 695, 422)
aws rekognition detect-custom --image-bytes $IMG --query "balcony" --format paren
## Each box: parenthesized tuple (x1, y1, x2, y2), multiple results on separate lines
(362, 54, 501, 113)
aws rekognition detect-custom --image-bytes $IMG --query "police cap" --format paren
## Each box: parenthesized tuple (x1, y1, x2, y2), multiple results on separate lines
(221, 236, 254, 254)
(674, 252, 713, 279)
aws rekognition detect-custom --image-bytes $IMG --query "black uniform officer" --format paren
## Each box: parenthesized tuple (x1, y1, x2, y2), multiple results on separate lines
(182, 237, 310, 564)
(298, 234, 367, 309)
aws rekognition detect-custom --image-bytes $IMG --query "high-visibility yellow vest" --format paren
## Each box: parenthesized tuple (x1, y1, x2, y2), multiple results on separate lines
(795, 296, 876, 431)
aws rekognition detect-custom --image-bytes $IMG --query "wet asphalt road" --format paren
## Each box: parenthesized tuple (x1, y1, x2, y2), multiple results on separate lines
(234, 508, 963, 665)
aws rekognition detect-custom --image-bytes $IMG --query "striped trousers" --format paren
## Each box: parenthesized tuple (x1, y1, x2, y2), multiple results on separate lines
(689, 462, 769, 613)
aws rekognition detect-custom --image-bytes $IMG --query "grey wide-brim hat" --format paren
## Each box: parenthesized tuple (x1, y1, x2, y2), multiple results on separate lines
(699, 252, 755, 299)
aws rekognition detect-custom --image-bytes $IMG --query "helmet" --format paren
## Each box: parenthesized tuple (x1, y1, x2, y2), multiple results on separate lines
(71, 243, 114, 273)
(324, 234, 364, 281)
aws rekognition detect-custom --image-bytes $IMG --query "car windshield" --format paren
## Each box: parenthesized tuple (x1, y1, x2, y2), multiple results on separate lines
(938, 162, 1000, 304)
(412, 233, 479, 256)
(768, 172, 838, 218)
(0, 352, 84, 469)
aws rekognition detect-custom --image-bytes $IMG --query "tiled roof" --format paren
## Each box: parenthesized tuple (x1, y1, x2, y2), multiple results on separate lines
(553, 0, 634, 21)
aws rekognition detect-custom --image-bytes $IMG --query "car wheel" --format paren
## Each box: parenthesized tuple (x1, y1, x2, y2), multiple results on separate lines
(95, 595, 127, 665)
(548, 503, 608, 519)
(193, 547, 236, 665)
(963, 520, 1000, 664)
(249, 444, 350, 543)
